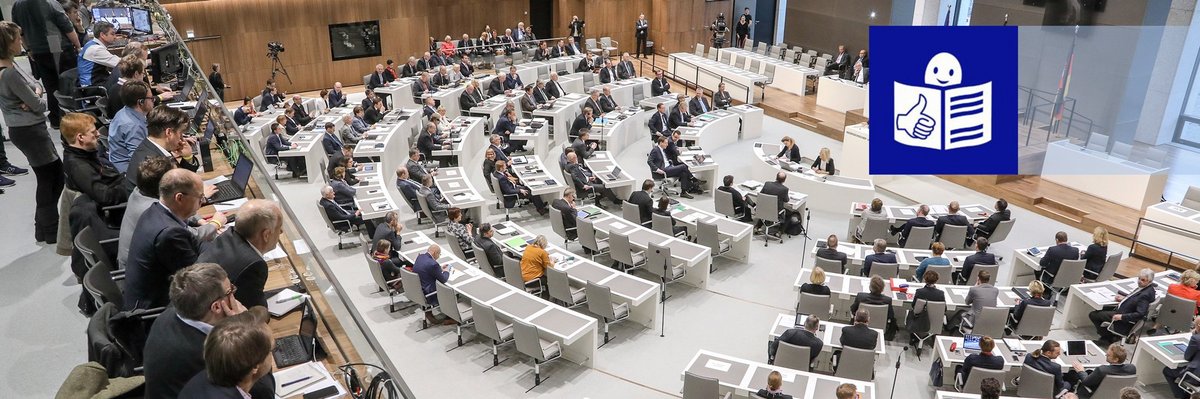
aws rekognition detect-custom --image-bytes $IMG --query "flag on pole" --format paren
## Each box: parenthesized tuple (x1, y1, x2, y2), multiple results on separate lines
(944, 5, 953, 26)
(1050, 26, 1079, 134)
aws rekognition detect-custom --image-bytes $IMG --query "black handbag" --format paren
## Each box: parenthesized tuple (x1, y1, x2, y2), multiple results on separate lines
(929, 356, 944, 387)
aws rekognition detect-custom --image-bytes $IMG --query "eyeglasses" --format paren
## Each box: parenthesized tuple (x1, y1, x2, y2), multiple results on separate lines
(212, 285, 237, 305)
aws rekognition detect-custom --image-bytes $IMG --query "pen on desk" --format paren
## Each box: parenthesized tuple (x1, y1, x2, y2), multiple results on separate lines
(276, 294, 305, 304)
(281, 376, 312, 387)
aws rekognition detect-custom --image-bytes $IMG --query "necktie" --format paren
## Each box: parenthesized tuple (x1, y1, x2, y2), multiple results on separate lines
(626, 63, 632, 77)
(700, 100, 707, 113)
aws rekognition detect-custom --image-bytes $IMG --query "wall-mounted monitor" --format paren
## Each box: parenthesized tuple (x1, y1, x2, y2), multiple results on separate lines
(329, 21, 381, 61)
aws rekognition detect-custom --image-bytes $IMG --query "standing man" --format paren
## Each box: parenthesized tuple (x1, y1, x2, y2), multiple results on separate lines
(12, 0, 82, 128)
(208, 64, 227, 101)
(736, 7, 753, 49)
(635, 14, 649, 58)
(569, 16, 586, 48)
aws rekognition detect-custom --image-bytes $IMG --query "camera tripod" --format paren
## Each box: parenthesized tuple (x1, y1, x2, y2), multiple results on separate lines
(269, 52, 292, 84)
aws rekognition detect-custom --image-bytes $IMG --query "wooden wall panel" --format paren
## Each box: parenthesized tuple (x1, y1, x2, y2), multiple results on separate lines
(782, 0, 889, 56)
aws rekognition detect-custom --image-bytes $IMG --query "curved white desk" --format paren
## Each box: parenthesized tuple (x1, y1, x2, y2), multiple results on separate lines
(752, 142, 875, 213)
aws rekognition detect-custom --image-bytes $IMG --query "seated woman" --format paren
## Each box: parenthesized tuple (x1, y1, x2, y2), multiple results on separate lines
(811, 147, 835, 175)
(1008, 280, 1053, 331)
(776, 136, 801, 163)
(1083, 226, 1109, 277)
(654, 196, 688, 237)
(482, 147, 498, 191)
(914, 242, 951, 280)
(373, 240, 405, 288)
(520, 235, 556, 283)
(1151, 270, 1200, 335)
(799, 266, 831, 296)
(754, 370, 793, 399)
(446, 207, 475, 260)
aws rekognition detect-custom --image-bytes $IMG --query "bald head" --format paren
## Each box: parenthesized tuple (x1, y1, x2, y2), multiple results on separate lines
(427, 244, 441, 258)
(159, 169, 203, 218)
(234, 200, 283, 252)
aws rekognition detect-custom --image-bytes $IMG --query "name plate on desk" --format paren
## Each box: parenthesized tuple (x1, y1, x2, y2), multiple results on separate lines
(704, 359, 731, 372)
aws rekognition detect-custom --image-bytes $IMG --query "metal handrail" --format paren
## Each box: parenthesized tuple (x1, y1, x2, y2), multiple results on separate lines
(659, 55, 753, 104)
(1129, 217, 1200, 269)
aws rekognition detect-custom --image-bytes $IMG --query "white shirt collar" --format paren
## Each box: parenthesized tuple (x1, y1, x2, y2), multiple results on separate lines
(149, 139, 171, 156)
(177, 314, 214, 335)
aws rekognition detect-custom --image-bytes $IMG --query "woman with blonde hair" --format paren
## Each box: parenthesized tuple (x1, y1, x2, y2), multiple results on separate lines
(1008, 280, 1053, 329)
(1083, 226, 1109, 277)
(811, 147, 835, 175)
(799, 267, 830, 295)
(776, 136, 800, 162)
(520, 235, 555, 283)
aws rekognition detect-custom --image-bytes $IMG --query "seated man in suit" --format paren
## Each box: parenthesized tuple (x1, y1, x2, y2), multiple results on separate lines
(360, 89, 378, 112)
(573, 130, 598, 160)
(505, 66, 524, 90)
(599, 86, 618, 113)
(1075, 344, 1136, 398)
(960, 271, 999, 332)
(599, 59, 618, 83)
(290, 95, 313, 125)
(488, 134, 511, 162)
(957, 237, 996, 284)
(124, 169, 208, 310)
(328, 82, 347, 108)
(493, 160, 549, 215)
(475, 224, 505, 276)
(400, 57, 420, 78)
(826, 45, 851, 77)
(850, 275, 897, 338)
(551, 39, 569, 58)
(413, 244, 455, 325)
(627, 180, 655, 226)
(650, 70, 672, 96)
(1039, 231, 1080, 284)
(713, 82, 733, 109)
(458, 54, 475, 77)
(367, 64, 388, 90)
(861, 239, 896, 277)
(771, 315, 823, 367)
(232, 97, 257, 126)
(668, 95, 692, 130)
(431, 66, 452, 87)
(566, 152, 621, 207)
(840, 309, 880, 352)
(492, 108, 525, 153)
(648, 103, 671, 139)
(576, 52, 596, 73)
(545, 73, 567, 100)
(264, 122, 304, 177)
(816, 234, 849, 274)
(1089, 268, 1157, 346)
(394, 167, 424, 215)
(532, 80, 552, 105)
(689, 91, 713, 115)
(717, 175, 754, 223)
(648, 136, 700, 199)
(418, 121, 450, 164)
(407, 148, 436, 185)
(664, 130, 685, 165)
(489, 73, 510, 97)
(974, 199, 1011, 239)
(889, 204, 935, 247)
(196, 200, 281, 308)
(143, 263, 274, 399)
(320, 122, 345, 158)
(1164, 318, 1200, 399)
(460, 83, 482, 112)
(759, 172, 790, 229)
(552, 188, 580, 240)
(412, 72, 436, 99)
(571, 107, 595, 143)
(583, 90, 605, 117)
(177, 309, 275, 399)
(421, 96, 438, 119)
(934, 201, 973, 246)
(319, 185, 366, 229)
(616, 52, 637, 80)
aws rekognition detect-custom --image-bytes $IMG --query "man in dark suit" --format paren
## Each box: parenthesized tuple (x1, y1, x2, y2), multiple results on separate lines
(1075, 344, 1136, 398)
(649, 103, 671, 139)
(635, 15, 650, 57)
(689, 92, 713, 116)
(648, 136, 698, 199)
(861, 239, 897, 277)
(974, 199, 1011, 239)
(934, 201, 973, 245)
(414, 245, 454, 326)
(417, 121, 447, 162)
(328, 82, 347, 108)
(664, 130, 685, 165)
(771, 315, 823, 365)
(599, 87, 618, 113)
(840, 309, 880, 351)
(394, 167, 423, 215)
(494, 160, 549, 215)
(177, 309, 275, 399)
(576, 53, 595, 73)
(458, 55, 475, 77)
(505, 66, 524, 89)
(850, 275, 897, 337)
(627, 180, 656, 226)
(551, 39, 569, 58)
(760, 172, 790, 223)
(583, 90, 605, 117)
(488, 134, 511, 162)
(489, 74, 509, 97)
(1039, 231, 1079, 284)
(416, 52, 433, 71)
(552, 188, 580, 240)
(567, 36, 583, 55)
(196, 200, 281, 308)
(826, 45, 850, 77)
(669, 98, 692, 130)
(713, 82, 733, 109)
(890, 204, 935, 247)
(957, 238, 996, 284)
(1164, 318, 1200, 399)
(546, 73, 567, 100)
(1090, 268, 1157, 346)
(367, 64, 387, 90)
(573, 130, 597, 160)
(143, 263, 275, 399)
(259, 80, 284, 111)
(475, 224, 505, 276)
(400, 57, 419, 78)
(566, 152, 621, 207)
(532, 81, 552, 104)
(717, 175, 754, 223)
(617, 53, 636, 80)
(816, 234, 849, 273)
(431, 66, 452, 87)
(650, 70, 671, 96)
(126, 106, 201, 185)
(290, 95, 313, 125)
(460, 84, 482, 111)
(320, 185, 365, 228)
(123, 169, 205, 310)
(321, 123, 344, 158)
(598, 59, 617, 83)
(571, 108, 594, 143)
(412, 73, 435, 99)
(851, 49, 870, 83)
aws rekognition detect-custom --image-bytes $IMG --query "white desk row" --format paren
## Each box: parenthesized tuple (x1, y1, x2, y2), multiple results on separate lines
(1139, 201, 1200, 262)
(752, 142, 875, 213)
(684, 350, 877, 399)
(815, 76, 867, 113)
(1133, 332, 1190, 386)
(351, 162, 401, 221)
(844, 201, 991, 246)
(575, 205, 712, 288)
(1060, 271, 1175, 329)
(1007, 242, 1093, 286)
(434, 167, 488, 224)
(531, 92, 588, 142)
(794, 269, 1023, 319)
(576, 151, 637, 200)
(675, 109, 742, 151)
(664, 201, 754, 261)
(668, 53, 764, 105)
(811, 241, 978, 275)
(717, 47, 820, 96)
(768, 313, 886, 357)
(1041, 140, 1169, 210)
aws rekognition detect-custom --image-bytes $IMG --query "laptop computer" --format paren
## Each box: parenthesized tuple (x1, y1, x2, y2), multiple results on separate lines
(207, 153, 254, 204)
(963, 334, 983, 353)
(1065, 340, 1087, 356)
(273, 301, 319, 369)
(605, 166, 622, 181)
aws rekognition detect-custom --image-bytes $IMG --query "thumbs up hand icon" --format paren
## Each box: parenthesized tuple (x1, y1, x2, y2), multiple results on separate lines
(897, 94, 936, 140)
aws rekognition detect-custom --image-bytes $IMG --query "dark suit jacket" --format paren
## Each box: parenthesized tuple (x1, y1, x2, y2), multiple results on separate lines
(628, 190, 654, 225)
(815, 247, 848, 271)
(475, 235, 504, 270)
(322, 133, 343, 157)
(576, 57, 594, 73)
(935, 214, 973, 240)
(688, 97, 712, 115)
(1078, 363, 1136, 396)
(961, 353, 1004, 384)
(895, 217, 935, 247)
(648, 112, 670, 136)
(401, 64, 419, 78)
(1181, 333, 1200, 373)
(761, 182, 789, 215)
(431, 73, 451, 87)
(1039, 243, 1080, 277)
(907, 285, 945, 333)
(396, 178, 422, 211)
(718, 185, 749, 216)
(799, 283, 831, 296)
(328, 90, 347, 108)
(651, 78, 671, 96)
(492, 116, 516, 136)
(647, 146, 674, 175)
(1112, 285, 1157, 327)
(367, 72, 387, 89)
(532, 87, 551, 104)
(321, 198, 356, 225)
(773, 328, 822, 361)
(862, 252, 897, 277)
(178, 371, 242, 398)
(551, 198, 578, 239)
(459, 61, 475, 76)
(570, 115, 592, 140)
(460, 90, 481, 111)
(599, 95, 617, 113)
(668, 107, 691, 129)
(413, 252, 448, 304)
(126, 140, 200, 184)
(1024, 354, 1078, 395)
(617, 61, 636, 79)
(975, 209, 1010, 236)
(776, 145, 801, 163)
(583, 98, 604, 115)
(599, 67, 617, 83)
(572, 139, 594, 160)
(851, 292, 895, 323)
(123, 205, 200, 310)
(1083, 243, 1108, 275)
(283, 117, 299, 136)
(488, 79, 506, 97)
(63, 146, 133, 207)
(961, 251, 997, 282)
(494, 171, 526, 208)
(144, 307, 274, 399)
(412, 79, 434, 97)
(292, 103, 312, 125)
(664, 139, 683, 165)
(233, 107, 253, 126)
(196, 230, 268, 308)
(264, 134, 291, 157)
(714, 90, 733, 108)
(546, 80, 566, 99)
(811, 157, 836, 175)
(839, 323, 879, 350)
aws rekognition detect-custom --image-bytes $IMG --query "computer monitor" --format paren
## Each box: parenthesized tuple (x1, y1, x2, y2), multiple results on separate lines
(92, 7, 132, 31)
(150, 42, 181, 83)
(130, 7, 152, 35)
(191, 91, 209, 131)
(963, 334, 983, 352)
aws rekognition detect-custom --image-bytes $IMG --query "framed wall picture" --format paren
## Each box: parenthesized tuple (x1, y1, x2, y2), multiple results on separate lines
(329, 21, 381, 61)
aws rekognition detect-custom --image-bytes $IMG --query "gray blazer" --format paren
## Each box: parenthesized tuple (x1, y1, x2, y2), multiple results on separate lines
(965, 283, 999, 320)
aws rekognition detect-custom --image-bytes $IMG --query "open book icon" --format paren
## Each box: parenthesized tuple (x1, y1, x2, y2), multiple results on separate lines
(893, 52, 992, 151)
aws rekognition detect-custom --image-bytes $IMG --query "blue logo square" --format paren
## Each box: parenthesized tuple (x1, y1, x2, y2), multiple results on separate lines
(869, 26, 1017, 175)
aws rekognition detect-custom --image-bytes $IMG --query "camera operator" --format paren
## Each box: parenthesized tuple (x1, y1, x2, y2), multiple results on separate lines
(710, 13, 729, 49)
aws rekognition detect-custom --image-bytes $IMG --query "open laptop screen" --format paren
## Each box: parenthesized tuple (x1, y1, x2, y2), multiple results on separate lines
(963, 334, 982, 352)
(230, 153, 254, 191)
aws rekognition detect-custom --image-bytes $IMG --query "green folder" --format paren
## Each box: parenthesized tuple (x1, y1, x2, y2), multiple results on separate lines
(503, 237, 528, 250)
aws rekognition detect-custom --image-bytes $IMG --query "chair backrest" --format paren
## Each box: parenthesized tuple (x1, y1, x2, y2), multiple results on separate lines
(435, 282, 465, 323)
(755, 44, 767, 55)
(1090, 373, 1137, 398)
(473, 302, 505, 342)
(584, 281, 617, 320)
(903, 226, 935, 249)
(1146, 147, 1169, 168)
(75, 226, 116, 272)
(814, 256, 844, 274)
(861, 303, 889, 330)
(400, 268, 428, 307)
(471, 241, 496, 274)
(784, 49, 797, 61)
(546, 266, 577, 303)
(549, 206, 570, 241)
(813, 57, 828, 70)
(972, 306, 1008, 337)
(797, 293, 832, 320)
(415, 193, 439, 222)
(742, 41, 753, 51)
(577, 217, 603, 252)
(719, 50, 732, 63)
(365, 248, 392, 292)
(925, 264, 953, 282)
(652, 213, 676, 237)
(682, 371, 721, 399)
(713, 189, 738, 218)
(707, 47, 719, 60)
(512, 318, 548, 361)
(988, 218, 1016, 243)
(446, 234, 471, 262)
(754, 193, 780, 222)
(858, 217, 891, 244)
(914, 299, 948, 334)
(1086, 132, 1110, 151)
(1094, 252, 1122, 282)
(646, 242, 672, 279)
(619, 201, 638, 224)
(1160, 294, 1197, 334)
(252, 95, 264, 110)
(749, 59, 761, 73)
(694, 43, 705, 57)
(609, 231, 638, 266)
(600, 37, 613, 47)
(502, 255, 524, 288)
(1110, 141, 1134, 160)
(83, 257, 123, 309)
(962, 367, 1008, 394)
(1012, 304, 1054, 337)
(774, 341, 811, 372)
(806, 49, 818, 56)
(1182, 186, 1200, 210)
(938, 224, 970, 249)
(834, 346, 875, 381)
(585, 38, 598, 50)
(870, 262, 898, 279)
(799, 54, 812, 66)
(1017, 364, 1057, 398)
(1050, 259, 1087, 289)
(763, 64, 776, 82)
(697, 221, 724, 255)
(966, 264, 998, 286)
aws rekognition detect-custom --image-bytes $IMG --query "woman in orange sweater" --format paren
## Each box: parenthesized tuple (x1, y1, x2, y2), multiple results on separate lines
(520, 235, 556, 283)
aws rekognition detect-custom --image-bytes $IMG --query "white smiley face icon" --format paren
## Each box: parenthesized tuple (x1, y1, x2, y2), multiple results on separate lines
(924, 52, 962, 87)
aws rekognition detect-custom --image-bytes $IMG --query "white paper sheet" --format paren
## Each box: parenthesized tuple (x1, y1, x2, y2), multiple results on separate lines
(704, 359, 731, 372)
